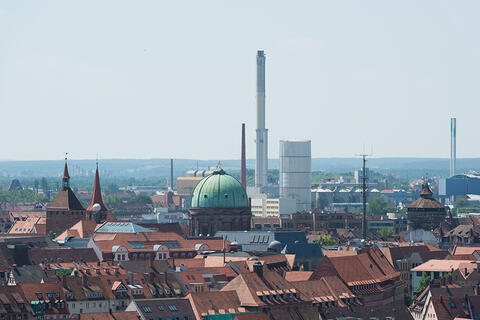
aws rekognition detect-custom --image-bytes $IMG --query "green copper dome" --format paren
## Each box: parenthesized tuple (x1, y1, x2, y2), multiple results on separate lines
(191, 167, 248, 208)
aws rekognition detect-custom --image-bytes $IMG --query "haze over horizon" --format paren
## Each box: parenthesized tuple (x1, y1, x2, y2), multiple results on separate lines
(1, 1, 480, 161)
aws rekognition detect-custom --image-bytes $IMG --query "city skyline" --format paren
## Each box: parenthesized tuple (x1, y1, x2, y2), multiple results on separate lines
(1, 1, 480, 160)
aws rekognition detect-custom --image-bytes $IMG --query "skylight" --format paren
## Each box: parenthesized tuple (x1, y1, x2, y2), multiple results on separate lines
(128, 242, 146, 249)
(142, 306, 152, 313)
(165, 241, 181, 248)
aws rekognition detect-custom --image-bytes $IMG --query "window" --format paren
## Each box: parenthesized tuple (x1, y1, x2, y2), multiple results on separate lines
(416, 271, 422, 277)
(165, 241, 181, 248)
(128, 242, 146, 249)
(142, 306, 152, 313)
(35, 293, 43, 299)
(168, 305, 178, 311)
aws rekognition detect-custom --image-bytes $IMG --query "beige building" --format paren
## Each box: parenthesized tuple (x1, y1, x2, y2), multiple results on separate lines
(176, 177, 203, 196)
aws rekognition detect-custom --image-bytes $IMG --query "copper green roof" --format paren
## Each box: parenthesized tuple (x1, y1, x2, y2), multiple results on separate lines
(191, 167, 248, 208)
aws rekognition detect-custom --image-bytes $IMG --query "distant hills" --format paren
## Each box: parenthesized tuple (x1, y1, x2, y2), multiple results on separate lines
(0, 158, 479, 179)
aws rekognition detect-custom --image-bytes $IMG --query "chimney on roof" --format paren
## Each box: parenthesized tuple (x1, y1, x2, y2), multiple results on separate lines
(62, 275, 67, 288)
(82, 273, 88, 287)
(240, 123, 247, 190)
(253, 261, 263, 278)
(128, 271, 133, 285)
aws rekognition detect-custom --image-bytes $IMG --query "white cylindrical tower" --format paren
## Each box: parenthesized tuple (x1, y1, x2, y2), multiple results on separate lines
(450, 118, 456, 177)
(255, 50, 268, 188)
(279, 140, 312, 212)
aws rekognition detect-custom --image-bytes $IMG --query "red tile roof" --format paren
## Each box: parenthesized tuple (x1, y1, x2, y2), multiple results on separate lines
(284, 271, 313, 282)
(188, 290, 245, 319)
(312, 247, 401, 287)
(54, 220, 99, 241)
(78, 311, 140, 320)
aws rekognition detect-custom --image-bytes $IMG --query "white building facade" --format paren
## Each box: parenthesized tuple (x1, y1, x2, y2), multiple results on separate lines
(279, 140, 312, 212)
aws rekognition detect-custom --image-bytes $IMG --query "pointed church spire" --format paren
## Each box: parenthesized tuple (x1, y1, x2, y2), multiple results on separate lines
(86, 161, 108, 212)
(62, 154, 70, 189)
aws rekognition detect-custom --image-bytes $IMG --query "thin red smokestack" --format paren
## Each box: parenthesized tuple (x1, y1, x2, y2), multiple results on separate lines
(241, 123, 246, 189)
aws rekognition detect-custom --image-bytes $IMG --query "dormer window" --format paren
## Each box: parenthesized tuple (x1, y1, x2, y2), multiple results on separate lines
(35, 293, 43, 300)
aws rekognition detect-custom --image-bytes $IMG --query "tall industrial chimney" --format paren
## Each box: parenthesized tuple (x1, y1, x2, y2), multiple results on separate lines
(450, 118, 456, 177)
(170, 158, 174, 190)
(241, 123, 247, 189)
(255, 50, 268, 188)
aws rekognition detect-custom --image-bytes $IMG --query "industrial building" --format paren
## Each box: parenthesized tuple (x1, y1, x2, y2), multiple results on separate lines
(176, 170, 213, 196)
(438, 173, 480, 201)
(250, 195, 297, 217)
(279, 140, 312, 212)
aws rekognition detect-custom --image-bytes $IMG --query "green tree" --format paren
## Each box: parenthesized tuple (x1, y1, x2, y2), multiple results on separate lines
(404, 286, 412, 306)
(56, 268, 73, 276)
(33, 179, 39, 193)
(131, 194, 153, 204)
(453, 198, 470, 208)
(367, 198, 388, 215)
(416, 272, 431, 294)
(41, 177, 49, 200)
(377, 229, 395, 239)
(317, 235, 337, 246)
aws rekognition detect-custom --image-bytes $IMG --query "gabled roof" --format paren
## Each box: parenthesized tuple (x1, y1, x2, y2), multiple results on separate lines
(132, 298, 195, 319)
(79, 311, 140, 320)
(54, 220, 98, 242)
(188, 290, 245, 319)
(379, 245, 430, 265)
(8, 216, 46, 235)
(412, 260, 476, 272)
(292, 276, 355, 304)
(28, 248, 99, 265)
(311, 247, 400, 286)
(9, 265, 46, 284)
(284, 271, 313, 282)
(92, 231, 193, 253)
(215, 231, 306, 252)
(430, 296, 476, 320)
(452, 246, 480, 255)
(281, 242, 324, 259)
(221, 269, 307, 307)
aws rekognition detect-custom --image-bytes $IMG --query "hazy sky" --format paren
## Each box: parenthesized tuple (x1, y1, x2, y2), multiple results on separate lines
(1, 1, 479, 161)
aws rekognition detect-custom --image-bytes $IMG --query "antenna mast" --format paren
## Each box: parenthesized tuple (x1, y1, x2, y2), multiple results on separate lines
(356, 153, 370, 241)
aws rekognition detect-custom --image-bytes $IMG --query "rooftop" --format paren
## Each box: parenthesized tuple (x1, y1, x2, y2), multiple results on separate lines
(412, 259, 478, 272)
(95, 222, 153, 234)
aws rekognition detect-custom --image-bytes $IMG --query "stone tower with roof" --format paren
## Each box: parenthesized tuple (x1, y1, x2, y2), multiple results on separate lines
(46, 158, 86, 236)
(188, 166, 251, 236)
(406, 183, 446, 231)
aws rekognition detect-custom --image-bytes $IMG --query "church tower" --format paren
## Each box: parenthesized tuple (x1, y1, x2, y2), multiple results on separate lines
(86, 161, 110, 223)
(46, 157, 86, 236)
